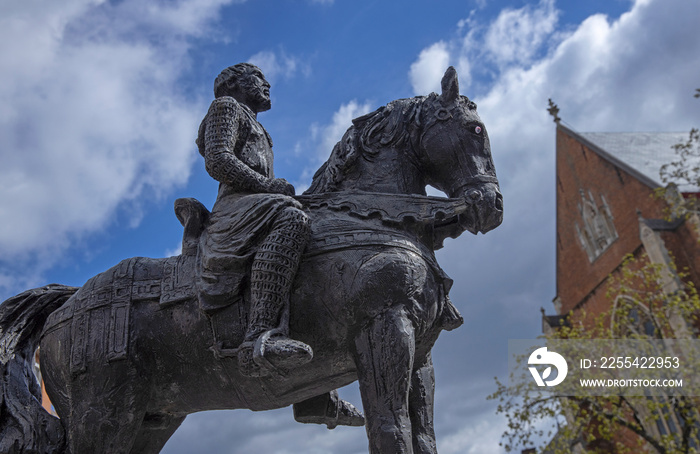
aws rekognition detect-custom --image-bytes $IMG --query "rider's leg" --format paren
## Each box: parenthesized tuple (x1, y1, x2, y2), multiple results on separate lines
(238, 206, 313, 376)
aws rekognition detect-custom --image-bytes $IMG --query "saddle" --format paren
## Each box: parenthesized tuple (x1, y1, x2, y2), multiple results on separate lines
(172, 197, 250, 356)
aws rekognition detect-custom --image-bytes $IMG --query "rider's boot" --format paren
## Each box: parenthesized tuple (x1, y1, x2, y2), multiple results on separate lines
(238, 207, 313, 377)
(293, 390, 365, 429)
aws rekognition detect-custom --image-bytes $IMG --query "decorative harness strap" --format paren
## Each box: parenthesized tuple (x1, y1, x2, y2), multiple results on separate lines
(297, 193, 464, 332)
(297, 192, 464, 290)
(305, 227, 438, 269)
(296, 192, 471, 226)
(297, 191, 476, 250)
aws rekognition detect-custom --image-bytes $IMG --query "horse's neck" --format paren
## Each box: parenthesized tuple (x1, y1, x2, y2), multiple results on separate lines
(335, 148, 426, 195)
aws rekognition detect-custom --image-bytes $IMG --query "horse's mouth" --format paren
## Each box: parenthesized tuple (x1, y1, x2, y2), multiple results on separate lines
(454, 189, 503, 235)
(479, 214, 503, 234)
(462, 200, 503, 235)
(477, 203, 504, 234)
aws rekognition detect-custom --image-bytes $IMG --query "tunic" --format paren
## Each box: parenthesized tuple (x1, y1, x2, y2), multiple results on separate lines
(196, 96, 301, 312)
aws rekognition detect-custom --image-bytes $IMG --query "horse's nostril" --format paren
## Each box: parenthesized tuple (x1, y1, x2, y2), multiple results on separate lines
(495, 194, 503, 211)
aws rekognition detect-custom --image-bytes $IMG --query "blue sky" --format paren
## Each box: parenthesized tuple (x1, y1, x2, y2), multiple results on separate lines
(1, 0, 699, 452)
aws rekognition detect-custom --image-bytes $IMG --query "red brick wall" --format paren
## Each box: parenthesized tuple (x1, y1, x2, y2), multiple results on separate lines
(555, 126, 667, 314)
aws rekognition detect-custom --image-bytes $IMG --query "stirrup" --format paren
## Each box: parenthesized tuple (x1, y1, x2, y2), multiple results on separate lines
(253, 329, 287, 376)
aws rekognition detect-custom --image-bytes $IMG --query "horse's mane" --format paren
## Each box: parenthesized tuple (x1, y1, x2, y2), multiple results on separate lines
(306, 95, 431, 194)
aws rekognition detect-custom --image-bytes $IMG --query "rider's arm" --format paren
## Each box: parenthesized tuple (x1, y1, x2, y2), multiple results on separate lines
(202, 97, 290, 194)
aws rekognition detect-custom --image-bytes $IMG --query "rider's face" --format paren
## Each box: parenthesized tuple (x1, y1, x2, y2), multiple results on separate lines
(240, 69, 271, 113)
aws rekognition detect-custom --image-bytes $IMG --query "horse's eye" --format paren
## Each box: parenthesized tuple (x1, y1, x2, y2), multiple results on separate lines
(474, 126, 482, 134)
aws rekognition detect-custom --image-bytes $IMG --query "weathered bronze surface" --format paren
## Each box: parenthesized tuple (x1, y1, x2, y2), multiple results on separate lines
(0, 65, 503, 453)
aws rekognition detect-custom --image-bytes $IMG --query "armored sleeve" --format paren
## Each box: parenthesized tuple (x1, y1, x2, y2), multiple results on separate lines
(201, 97, 278, 194)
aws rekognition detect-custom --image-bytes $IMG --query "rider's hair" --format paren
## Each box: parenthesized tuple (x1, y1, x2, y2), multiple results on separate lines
(214, 63, 260, 98)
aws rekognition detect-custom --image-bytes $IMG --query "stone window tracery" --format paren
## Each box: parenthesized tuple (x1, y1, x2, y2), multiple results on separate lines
(575, 189, 618, 262)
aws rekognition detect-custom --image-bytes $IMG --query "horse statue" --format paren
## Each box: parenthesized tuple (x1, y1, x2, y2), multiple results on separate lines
(0, 67, 502, 453)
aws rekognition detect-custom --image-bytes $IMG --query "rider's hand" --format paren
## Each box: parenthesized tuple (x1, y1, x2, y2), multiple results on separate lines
(270, 178, 296, 196)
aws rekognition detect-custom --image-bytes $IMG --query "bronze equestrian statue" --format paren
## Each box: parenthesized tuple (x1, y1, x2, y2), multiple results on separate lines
(0, 65, 503, 453)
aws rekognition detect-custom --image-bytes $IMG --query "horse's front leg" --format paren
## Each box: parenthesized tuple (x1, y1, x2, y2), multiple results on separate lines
(409, 353, 437, 454)
(353, 307, 416, 454)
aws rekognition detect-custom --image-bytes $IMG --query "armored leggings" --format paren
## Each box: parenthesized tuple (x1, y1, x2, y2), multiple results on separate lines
(245, 206, 311, 341)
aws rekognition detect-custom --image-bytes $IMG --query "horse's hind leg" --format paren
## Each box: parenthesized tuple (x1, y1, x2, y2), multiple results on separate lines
(130, 413, 187, 453)
(41, 322, 147, 453)
(409, 354, 437, 454)
(64, 365, 148, 453)
(354, 307, 415, 454)
(66, 395, 146, 453)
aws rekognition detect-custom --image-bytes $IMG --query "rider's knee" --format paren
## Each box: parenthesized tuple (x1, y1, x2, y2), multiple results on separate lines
(277, 206, 310, 228)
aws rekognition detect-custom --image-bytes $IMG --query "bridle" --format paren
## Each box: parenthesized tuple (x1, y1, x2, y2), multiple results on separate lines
(415, 96, 498, 195)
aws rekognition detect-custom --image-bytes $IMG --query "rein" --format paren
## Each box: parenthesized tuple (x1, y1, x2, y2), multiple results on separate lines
(295, 192, 473, 225)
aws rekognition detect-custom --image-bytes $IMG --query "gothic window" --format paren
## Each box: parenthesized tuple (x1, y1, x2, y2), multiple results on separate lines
(575, 190, 618, 262)
(610, 295, 657, 338)
(610, 296, 700, 446)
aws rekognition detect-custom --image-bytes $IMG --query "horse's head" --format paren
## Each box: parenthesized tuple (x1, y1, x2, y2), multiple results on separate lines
(417, 67, 503, 234)
(305, 67, 502, 235)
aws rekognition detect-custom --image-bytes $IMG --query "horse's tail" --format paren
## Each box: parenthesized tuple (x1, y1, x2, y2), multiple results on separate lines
(0, 284, 78, 454)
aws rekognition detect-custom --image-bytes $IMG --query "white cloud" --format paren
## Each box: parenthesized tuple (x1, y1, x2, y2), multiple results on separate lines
(314, 100, 373, 161)
(440, 418, 504, 454)
(453, 0, 558, 95)
(165, 243, 183, 258)
(483, 0, 558, 67)
(0, 0, 239, 294)
(409, 41, 451, 95)
(249, 50, 309, 83)
(295, 100, 373, 191)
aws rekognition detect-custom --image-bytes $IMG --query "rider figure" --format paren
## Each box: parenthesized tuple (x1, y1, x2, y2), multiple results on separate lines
(196, 63, 313, 377)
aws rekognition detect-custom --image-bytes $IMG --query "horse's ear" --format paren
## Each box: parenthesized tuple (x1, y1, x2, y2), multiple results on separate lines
(440, 66, 459, 103)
